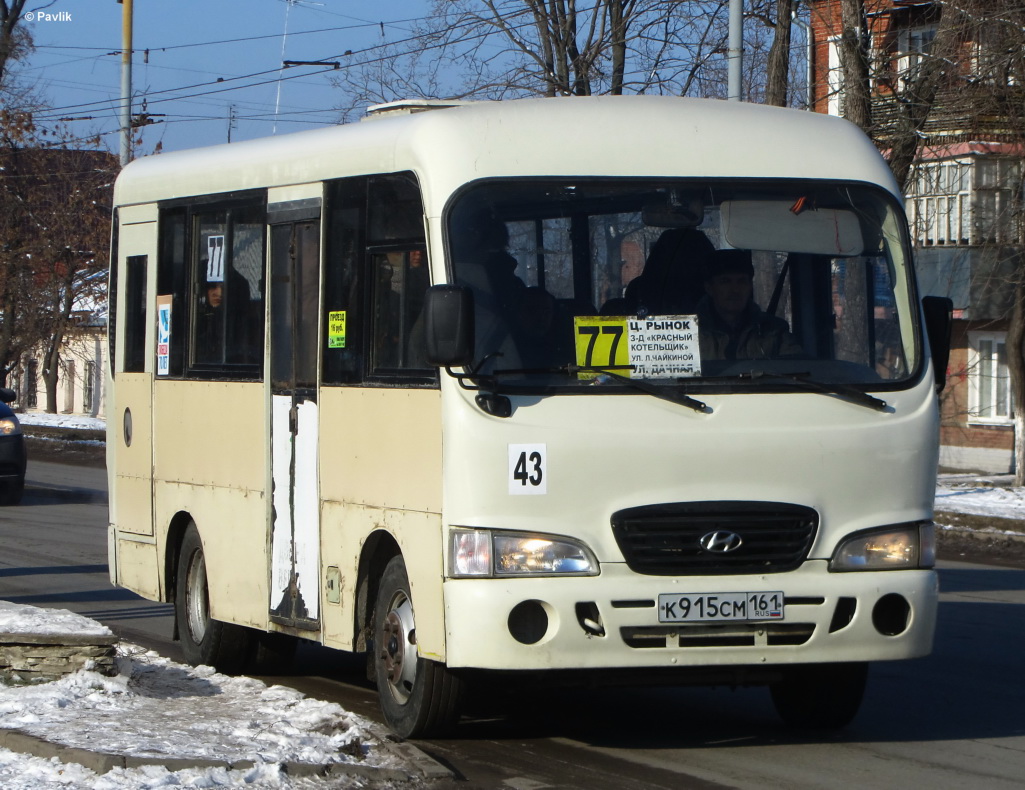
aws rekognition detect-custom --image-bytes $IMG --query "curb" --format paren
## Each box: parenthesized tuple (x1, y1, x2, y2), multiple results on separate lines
(934, 510, 1025, 543)
(0, 725, 453, 783)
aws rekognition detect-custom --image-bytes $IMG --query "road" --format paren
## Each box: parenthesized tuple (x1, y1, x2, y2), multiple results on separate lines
(1, 460, 1023, 789)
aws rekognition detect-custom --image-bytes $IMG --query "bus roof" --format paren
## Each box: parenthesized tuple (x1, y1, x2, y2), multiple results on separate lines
(113, 96, 899, 211)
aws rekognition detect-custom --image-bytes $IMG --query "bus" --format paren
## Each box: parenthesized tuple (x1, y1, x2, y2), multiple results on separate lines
(107, 96, 951, 738)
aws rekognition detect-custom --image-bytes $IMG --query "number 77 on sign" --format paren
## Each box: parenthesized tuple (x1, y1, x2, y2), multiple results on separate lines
(573, 316, 630, 379)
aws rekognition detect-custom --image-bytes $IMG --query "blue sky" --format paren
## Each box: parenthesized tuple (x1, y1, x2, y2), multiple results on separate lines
(20, 0, 430, 154)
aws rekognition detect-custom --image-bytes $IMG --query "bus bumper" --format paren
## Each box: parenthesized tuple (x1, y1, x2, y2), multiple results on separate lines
(441, 561, 938, 670)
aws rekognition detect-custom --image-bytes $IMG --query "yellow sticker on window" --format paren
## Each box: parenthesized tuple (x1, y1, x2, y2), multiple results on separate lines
(328, 310, 347, 349)
(573, 316, 629, 379)
(573, 315, 702, 379)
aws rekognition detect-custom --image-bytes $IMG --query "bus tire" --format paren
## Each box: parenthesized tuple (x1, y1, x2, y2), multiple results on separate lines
(770, 662, 868, 730)
(373, 555, 463, 738)
(175, 525, 252, 673)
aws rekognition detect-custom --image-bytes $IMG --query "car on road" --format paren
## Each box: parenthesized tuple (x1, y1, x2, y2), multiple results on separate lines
(0, 388, 26, 505)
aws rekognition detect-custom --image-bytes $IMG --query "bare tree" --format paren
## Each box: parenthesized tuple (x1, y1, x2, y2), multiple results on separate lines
(762, 0, 797, 107)
(0, 0, 29, 88)
(857, 0, 1025, 482)
(32, 149, 113, 412)
(331, 1, 737, 115)
(978, 2, 1025, 483)
(0, 105, 114, 408)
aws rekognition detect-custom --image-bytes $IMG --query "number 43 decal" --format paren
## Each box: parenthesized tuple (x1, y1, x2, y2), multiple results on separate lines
(509, 444, 547, 495)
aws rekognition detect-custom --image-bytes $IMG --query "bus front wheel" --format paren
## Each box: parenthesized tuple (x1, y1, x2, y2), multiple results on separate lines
(175, 525, 252, 673)
(373, 556, 463, 738)
(770, 661, 868, 730)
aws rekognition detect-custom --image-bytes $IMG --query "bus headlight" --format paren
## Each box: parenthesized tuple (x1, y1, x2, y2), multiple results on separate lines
(830, 523, 935, 571)
(0, 417, 21, 436)
(449, 529, 599, 578)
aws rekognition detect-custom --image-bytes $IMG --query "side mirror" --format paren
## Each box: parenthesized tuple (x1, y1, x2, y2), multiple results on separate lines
(922, 295, 953, 393)
(0, 388, 15, 404)
(424, 285, 475, 367)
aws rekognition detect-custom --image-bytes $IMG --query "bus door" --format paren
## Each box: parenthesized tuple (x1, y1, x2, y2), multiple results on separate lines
(109, 208, 160, 597)
(269, 216, 321, 629)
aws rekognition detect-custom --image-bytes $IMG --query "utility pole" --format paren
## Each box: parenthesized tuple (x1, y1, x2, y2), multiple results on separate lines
(118, 0, 133, 166)
(728, 0, 743, 101)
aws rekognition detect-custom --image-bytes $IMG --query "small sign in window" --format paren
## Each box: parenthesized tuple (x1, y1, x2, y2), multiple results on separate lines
(206, 235, 225, 283)
(157, 296, 173, 376)
(327, 310, 347, 348)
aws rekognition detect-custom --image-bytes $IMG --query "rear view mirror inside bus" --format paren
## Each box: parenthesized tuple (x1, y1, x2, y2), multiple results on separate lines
(424, 284, 475, 367)
(720, 200, 865, 256)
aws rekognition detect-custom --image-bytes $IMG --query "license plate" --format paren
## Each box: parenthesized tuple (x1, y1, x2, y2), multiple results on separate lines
(657, 591, 785, 623)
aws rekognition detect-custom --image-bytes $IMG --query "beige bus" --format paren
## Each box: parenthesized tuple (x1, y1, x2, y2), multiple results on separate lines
(107, 96, 951, 738)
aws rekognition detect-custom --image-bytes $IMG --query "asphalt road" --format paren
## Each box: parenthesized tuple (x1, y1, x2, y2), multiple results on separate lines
(2, 460, 1024, 789)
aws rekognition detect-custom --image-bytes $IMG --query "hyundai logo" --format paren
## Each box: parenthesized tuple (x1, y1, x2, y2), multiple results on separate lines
(699, 530, 744, 553)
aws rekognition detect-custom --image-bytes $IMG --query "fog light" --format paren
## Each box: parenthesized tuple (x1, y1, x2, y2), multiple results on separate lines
(508, 600, 549, 645)
(872, 593, 910, 636)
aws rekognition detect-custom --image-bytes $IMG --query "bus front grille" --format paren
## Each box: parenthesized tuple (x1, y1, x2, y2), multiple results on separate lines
(611, 501, 818, 576)
(620, 622, 815, 649)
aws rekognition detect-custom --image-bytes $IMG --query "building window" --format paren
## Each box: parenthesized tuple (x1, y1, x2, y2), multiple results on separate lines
(974, 159, 1022, 245)
(906, 159, 972, 246)
(897, 25, 937, 86)
(907, 157, 1022, 247)
(968, 331, 1013, 424)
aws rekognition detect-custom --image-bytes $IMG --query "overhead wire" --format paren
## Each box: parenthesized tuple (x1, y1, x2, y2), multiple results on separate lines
(21, 1, 815, 146)
(28, 3, 540, 122)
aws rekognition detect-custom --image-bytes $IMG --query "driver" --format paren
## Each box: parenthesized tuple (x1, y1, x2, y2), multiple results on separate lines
(696, 249, 802, 361)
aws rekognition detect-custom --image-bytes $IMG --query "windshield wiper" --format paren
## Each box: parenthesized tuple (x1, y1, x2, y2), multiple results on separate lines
(734, 371, 889, 412)
(452, 358, 711, 415)
(572, 366, 711, 414)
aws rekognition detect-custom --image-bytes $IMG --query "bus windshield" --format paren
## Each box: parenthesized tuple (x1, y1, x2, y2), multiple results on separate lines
(446, 179, 919, 392)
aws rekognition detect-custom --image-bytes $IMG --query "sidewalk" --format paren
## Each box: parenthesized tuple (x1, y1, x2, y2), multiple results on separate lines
(0, 602, 450, 788)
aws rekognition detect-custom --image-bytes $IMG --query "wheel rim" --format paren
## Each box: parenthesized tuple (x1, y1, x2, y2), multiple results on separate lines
(185, 549, 210, 644)
(379, 590, 417, 705)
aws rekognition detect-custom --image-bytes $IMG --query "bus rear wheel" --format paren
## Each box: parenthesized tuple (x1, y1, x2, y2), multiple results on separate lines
(770, 662, 868, 730)
(373, 556, 463, 738)
(175, 525, 252, 673)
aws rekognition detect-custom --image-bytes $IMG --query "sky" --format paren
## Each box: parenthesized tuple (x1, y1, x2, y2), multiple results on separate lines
(18, 0, 431, 155)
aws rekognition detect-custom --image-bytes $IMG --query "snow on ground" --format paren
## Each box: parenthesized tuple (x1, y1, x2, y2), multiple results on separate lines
(0, 602, 410, 789)
(934, 474, 1025, 532)
(17, 413, 106, 432)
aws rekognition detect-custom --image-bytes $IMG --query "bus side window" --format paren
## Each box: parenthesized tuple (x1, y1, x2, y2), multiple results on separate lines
(323, 185, 364, 384)
(370, 248, 430, 371)
(156, 197, 265, 380)
(323, 172, 434, 384)
(157, 210, 187, 376)
(123, 255, 148, 373)
(366, 175, 432, 377)
(187, 202, 265, 376)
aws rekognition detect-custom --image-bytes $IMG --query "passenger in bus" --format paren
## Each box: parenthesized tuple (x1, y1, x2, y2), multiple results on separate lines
(195, 277, 225, 363)
(601, 227, 713, 317)
(452, 212, 530, 366)
(696, 249, 802, 361)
